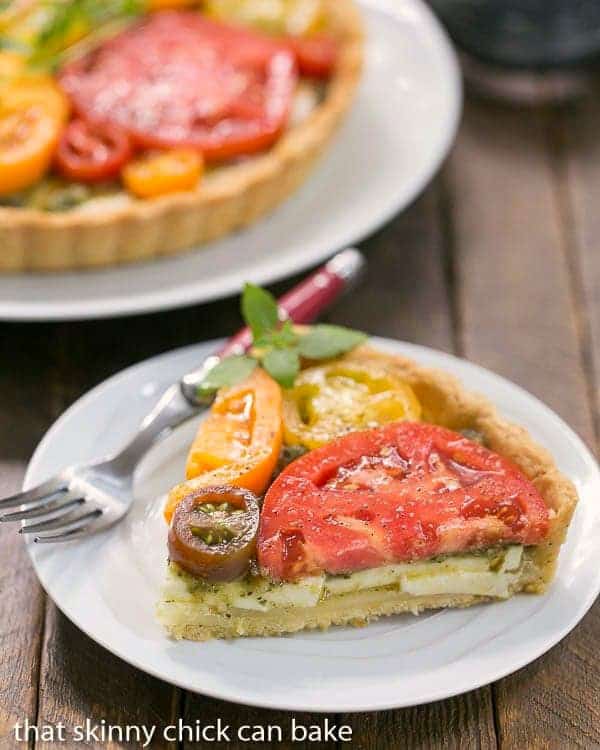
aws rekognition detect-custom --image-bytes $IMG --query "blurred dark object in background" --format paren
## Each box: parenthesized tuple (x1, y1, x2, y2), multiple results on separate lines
(428, 0, 600, 102)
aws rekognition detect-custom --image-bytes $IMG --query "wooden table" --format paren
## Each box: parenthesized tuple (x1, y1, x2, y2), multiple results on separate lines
(2, 93, 599, 749)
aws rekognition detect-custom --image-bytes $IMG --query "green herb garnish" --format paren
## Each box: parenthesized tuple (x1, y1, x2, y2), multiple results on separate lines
(23, 0, 143, 71)
(298, 324, 367, 360)
(261, 347, 300, 389)
(197, 355, 258, 396)
(198, 283, 367, 394)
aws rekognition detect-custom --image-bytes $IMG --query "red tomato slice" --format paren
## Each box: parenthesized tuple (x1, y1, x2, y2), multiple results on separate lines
(258, 423, 550, 581)
(58, 12, 299, 162)
(54, 119, 132, 182)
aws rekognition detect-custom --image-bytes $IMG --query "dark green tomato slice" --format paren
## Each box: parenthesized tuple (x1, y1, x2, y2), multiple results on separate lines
(168, 486, 260, 582)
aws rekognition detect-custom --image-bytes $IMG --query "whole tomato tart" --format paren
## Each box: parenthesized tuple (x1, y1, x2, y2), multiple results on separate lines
(0, 0, 363, 271)
(157, 332, 578, 641)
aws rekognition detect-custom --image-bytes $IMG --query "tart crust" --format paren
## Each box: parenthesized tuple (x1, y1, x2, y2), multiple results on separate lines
(0, 0, 363, 272)
(159, 348, 579, 640)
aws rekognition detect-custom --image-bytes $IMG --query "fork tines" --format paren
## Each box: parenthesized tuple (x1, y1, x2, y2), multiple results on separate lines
(0, 477, 103, 543)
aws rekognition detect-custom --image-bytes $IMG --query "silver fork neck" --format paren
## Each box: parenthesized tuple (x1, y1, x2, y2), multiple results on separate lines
(106, 382, 201, 479)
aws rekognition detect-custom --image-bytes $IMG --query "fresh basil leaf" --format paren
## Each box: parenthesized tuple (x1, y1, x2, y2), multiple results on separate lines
(256, 319, 299, 350)
(262, 348, 300, 388)
(197, 355, 257, 394)
(274, 319, 299, 347)
(241, 283, 280, 340)
(298, 325, 367, 360)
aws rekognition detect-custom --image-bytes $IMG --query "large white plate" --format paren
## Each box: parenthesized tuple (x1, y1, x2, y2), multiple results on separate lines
(24, 339, 600, 712)
(0, 0, 461, 321)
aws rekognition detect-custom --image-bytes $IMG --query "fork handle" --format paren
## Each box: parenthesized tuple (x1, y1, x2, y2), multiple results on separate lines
(217, 248, 365, 357)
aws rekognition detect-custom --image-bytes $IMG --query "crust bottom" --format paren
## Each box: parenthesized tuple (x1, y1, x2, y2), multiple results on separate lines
(0, 0, 363, 272)
(159, 592, 487, 641)
(158, 569, 539, 642)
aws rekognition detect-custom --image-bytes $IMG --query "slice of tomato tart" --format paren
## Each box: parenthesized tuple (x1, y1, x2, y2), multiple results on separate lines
(157, 347, 577, 641)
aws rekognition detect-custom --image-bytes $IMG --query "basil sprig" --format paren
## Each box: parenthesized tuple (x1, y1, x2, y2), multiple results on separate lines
(199, 283, 366, 394)
(24, 0, 142, 71)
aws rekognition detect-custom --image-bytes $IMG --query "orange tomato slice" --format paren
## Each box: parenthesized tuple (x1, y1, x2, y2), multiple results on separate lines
(0, 56, 70, 124)
(147, 0, 199, 8)
(122, 149, 203, 199)
(0, 73, 70, 196)
(5, 78, 71, 125)
(0, 50, 26, 80)
(0, 105, 60, 196)
(164, 368, 283, 523)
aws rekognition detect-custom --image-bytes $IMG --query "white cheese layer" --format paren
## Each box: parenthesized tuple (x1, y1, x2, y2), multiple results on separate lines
(162, 546, 524, 613)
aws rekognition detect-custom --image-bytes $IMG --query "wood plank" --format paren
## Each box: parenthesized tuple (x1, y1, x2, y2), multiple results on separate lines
(36, 610, 180, 749)
(446, 96, 599, 750)
(329, 186, 455, 352)
(0, 323, 58, 749)
(185, 187, 497, 750)
(560, 91, 600, 446)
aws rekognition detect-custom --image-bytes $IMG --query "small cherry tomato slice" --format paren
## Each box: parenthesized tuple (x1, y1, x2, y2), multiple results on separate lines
(258, 422, 550, 581)
(169, 486, 260, 581)
(286, 35, 338, 78)
(283, 362, 421, 449)
(122, 149, 203, 199)
(54, 119, 132, 183)
(0, 105, 60, 196)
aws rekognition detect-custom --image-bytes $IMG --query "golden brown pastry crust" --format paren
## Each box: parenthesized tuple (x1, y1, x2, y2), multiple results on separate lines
(159, 348, 578, 640)
(0, 0, 363, 272)
(159, 589, 497, 641)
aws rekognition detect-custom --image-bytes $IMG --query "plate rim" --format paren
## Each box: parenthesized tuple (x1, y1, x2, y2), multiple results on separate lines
(0, 0, 462, 322)
(23, 338, 600, 712)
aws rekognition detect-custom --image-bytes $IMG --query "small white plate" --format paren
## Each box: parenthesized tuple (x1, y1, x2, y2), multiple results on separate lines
(25, 339, 600, 712)
(0, 0, 461, 321)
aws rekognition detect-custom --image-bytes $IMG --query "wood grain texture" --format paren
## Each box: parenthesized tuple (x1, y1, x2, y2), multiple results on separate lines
(560, 91, 600, 447)
(446, 97, 599, 750)
(0, 324, 59, 750)
(36, 610, 179, 749)
(328, 188, 455, 353)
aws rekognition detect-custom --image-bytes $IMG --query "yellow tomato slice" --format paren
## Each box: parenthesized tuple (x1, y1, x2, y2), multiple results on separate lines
(122, 149, 203, 199)
(0, 104, 60, 196)
(164, 368, 283, 523)
(283, 362, 422, 449)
